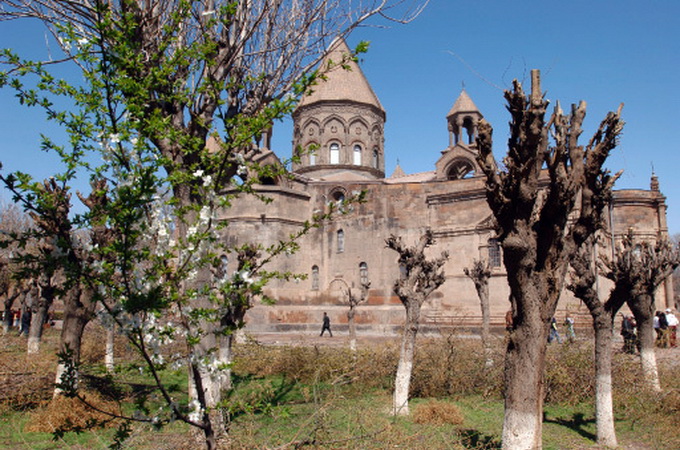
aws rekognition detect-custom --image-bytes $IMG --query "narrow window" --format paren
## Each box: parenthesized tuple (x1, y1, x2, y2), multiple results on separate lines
(359, 262, 368, 285)
(330, 143, 340, 164)
(372, 148, 379, 169)
(311, 265, 319, 290)
(217, 254, 229, 280)
(488, 238, 501, 268)
(309, 150, 316, 165)
(353, 144, 362, 165)
(337, 229, 345, 253)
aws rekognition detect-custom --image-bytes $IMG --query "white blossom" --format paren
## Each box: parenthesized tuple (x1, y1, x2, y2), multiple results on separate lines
(199, 206, 211, 223)
(239, 270, 255, 285)
(188, 399, 203, 422)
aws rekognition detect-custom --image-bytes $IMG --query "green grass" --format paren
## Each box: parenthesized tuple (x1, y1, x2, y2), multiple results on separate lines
(2, 329, 679, 449)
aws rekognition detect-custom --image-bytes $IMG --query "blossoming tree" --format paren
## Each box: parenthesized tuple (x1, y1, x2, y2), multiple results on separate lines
(0, 0, 427, 448)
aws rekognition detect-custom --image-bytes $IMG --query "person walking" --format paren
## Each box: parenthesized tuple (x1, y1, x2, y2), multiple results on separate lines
(548, 317, 562, 344)
(320, 312, 332, 337)
(564, 314, 576, 343)
(666, 308, 678, 348)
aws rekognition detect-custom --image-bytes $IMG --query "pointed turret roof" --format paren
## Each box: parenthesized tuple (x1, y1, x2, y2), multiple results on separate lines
(297, 38, 384, 112)
(390, 163, 406, 179)
(447, 90, 480, 118)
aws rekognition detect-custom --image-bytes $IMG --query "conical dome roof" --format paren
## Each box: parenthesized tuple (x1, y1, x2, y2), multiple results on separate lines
(447, 90, 480, 118)
(297, 38, 384, 112)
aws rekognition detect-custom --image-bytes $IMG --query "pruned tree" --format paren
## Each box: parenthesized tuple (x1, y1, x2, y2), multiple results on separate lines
(568, 237, 626, 447)
(0, 201, 33, 334)
(24, 178, 71, 354)
(673, 233, 680, 310)
(346, 280, 371, 352)
(464, 259, 492, 349)
(386, 229, 448, 415)
(602, 231, 680, 391)
(54, 179, 116, 393)
(476, 69, 624, 449)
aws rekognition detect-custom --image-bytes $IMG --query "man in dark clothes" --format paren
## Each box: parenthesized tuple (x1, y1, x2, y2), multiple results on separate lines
(320, 312, 332, 337)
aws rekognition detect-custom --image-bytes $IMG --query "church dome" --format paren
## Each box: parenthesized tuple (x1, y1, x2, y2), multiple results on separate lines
(291, 38, 386, 181)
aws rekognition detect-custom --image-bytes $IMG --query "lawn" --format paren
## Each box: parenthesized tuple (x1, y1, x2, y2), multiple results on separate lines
(1, 327, 679, 449)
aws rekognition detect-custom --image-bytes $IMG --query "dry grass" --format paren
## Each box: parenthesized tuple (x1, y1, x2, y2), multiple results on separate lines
(0, 333, 57, 411)
(412, 399, 465, 426)
(24, 390, 121, 433)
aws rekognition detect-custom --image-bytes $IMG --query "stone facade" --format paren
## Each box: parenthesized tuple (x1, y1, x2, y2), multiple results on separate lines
(221, 39, 673, 335)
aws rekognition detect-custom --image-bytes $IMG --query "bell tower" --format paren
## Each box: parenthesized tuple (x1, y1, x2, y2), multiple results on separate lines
(446, 89, 483, 146)
(435, 89, 484, 180)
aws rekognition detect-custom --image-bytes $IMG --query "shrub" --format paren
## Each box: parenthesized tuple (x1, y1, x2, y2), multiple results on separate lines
(544, 342, 595, 405)
(411, 336, 503, 399)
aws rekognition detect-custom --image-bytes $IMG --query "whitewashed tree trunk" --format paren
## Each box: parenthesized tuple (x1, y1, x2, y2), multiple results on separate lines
(639, 346, 661, 392)
(219, 333, 234, 392)
(630, 294, 662, 392)
(348, 307, 357, 353)
(393, 322, 417, 416)
(53, 362, 67, 397)
(594, 321, 617, 447)
(27, 304, 48, 354)
(105, 323, 115, 373)
(501, 305, 547, 450)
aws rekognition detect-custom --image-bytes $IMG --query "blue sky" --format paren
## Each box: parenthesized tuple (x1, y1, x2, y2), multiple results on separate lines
(1, 1, 679, 234)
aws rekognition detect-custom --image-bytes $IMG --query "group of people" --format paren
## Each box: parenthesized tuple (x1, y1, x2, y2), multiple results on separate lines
(620, 308, 678, 354)
(4, 308, 32, 335)
(547, 314, 577, 344)
(654, 308, 678, 348)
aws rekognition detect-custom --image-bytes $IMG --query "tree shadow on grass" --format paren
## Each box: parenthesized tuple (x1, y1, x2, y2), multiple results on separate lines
(456, 428, 501, 449)
(544, 412, 596, 442)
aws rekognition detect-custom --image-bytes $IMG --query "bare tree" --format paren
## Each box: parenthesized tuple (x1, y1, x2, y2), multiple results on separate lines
(568, 237, 626, 447)
(346, 280, 371, 352)
(464, 259, 492, 349)
(602, 232, 679, 391)
(673, 233, 680, 310)
(476, 69, 623, 449)
(386, 230, 448, 415)
(0, 201, 33, 334)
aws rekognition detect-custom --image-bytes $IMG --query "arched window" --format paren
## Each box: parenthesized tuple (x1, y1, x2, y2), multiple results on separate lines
(359, 262, 368, 285)
(330, 143, 340, 164)
(337, 229, 345, 253)
(447, 160, 475, 180)
(311, 265, 319, 290)
(309, 150, 316, 165)
(372, 148, 379, 169)
(331, 189, 345, 203)
(488, 238, 501, 268)
(353, 144, 362, 165)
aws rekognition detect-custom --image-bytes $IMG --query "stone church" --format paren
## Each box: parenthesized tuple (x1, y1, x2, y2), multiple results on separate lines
(221, 39, 673, 335)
